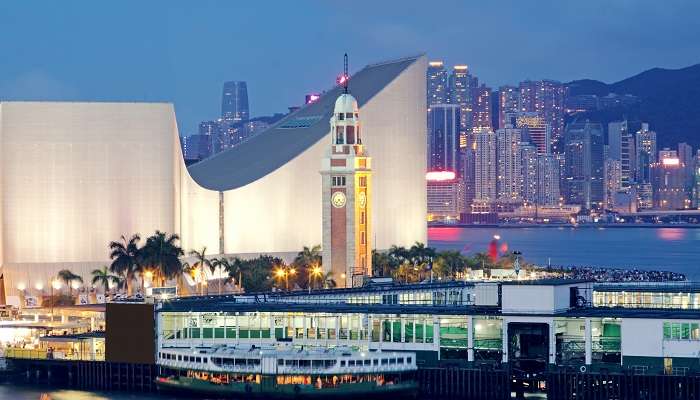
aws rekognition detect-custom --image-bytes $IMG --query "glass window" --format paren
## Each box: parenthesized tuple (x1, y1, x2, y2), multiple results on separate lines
(346, 113, 353, 119)
(681, 323, 691, 340)
(346, 126, 355, 144)
(202, 328, 213, 339)
(338, 113, 344, 121)
(663, 322, 672, 339)
(672, 323, 681, 339)
(691, 323, 700, 340)
(335, 126, 344, 144)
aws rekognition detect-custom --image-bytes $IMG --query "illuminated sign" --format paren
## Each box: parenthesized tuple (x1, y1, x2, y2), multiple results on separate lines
(426, 171, 456, 181)
(428, 61, 444, 67)
(305, 94, 321, 104)
(662, 158, 680, 166)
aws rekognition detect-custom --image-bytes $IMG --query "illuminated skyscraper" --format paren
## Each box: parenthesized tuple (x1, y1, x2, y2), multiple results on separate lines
(563, 121, 604, 209)
(427, 61, 448, 106)
(498, 85, 519, 129)
(651, 154, 686, 210)
(516, 112, 550, 155)
(537, 154, 560, 205)
(449, 65, 473, 139)
(604, 158, 622, 209)
(473, 128, 497, 202)
(520, 143, 538, 203)
(608, 120, 638, 188)
(221, 81, 250, 123)
(496, 127, 523, 201)
(472, 84, 492, 129)
(518, 80, 564, 151)
(678, 142, 694, 192)
(427, 104, 461, 173)
(635, 123, 657, 184)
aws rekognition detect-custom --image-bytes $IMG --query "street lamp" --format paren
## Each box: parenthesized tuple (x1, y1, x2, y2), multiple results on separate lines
(309, 265, 323, 293)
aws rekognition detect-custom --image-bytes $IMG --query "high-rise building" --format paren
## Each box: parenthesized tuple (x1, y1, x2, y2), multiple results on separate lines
(516, 112, 550, 155)
(472, 85, 492, 129)
(427, 104, 461, 173)
(449, 65, 473, 142)
(426, 171, 465, 222)
(563, 121, 604, 209)
(498, 86, 520, 130)
(537, 154, 561, 205)
(473, 128, 497, 202)
(650, 155, 687, 210)
(183, 134, 213, 161)
(604, 158, 622, 210)
(496, 127, 523, 201)
(694, 150, 700, 208)
(427, 61, 449, 106)
(520, 144, 538, 203)
(221, 81, 250, 123)
(635, 123, 657, 184)
(198, 120, 223, 153)
(608, 120, 637, 188)
(518, 80, 565, 151)
(321, 93, 372, 288)
(678, 142, 695, 192)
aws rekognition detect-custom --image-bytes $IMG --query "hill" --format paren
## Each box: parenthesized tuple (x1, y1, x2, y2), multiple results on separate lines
(566, 64, 700, 149)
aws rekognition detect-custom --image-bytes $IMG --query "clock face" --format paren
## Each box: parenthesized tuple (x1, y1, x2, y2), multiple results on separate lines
(331, 191, 346, 208)
(358, 191, 367, 209)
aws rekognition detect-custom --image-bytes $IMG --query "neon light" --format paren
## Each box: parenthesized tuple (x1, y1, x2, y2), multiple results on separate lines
(662, 158, 680, 166)
(426, 171, 456, 181)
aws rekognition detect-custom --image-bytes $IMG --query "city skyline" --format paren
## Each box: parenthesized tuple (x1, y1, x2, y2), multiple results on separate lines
(1, 1, 700, 134)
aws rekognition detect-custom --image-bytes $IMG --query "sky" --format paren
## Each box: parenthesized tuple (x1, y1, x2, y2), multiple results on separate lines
(1, 1, 699, 135)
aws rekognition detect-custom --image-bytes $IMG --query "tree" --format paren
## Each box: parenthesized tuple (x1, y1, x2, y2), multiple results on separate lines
(372, 249, 398, 277)
(293, 245, 322, 289)
(434, 250, 467, 280)
(57, 269, 83, 297)
(240, 255, 280, 292)
(142, 231, 184, 287)
(91, 266, 120, 293)
(189, 247, 213, 295)
(212, 257, 239, 295)
(109, 234, 141, 296)
(321, 272, 336, 289)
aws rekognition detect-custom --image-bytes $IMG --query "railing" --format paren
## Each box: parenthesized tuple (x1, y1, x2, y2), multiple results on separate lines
(4, 348, 104, 362)
(592, 338, 621, 353)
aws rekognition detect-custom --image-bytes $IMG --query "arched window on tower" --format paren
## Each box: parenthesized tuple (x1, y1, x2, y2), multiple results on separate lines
(356, 126, 361, 144)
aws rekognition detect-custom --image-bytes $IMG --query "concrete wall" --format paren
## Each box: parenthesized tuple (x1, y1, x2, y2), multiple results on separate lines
(0, 102, 181, 297)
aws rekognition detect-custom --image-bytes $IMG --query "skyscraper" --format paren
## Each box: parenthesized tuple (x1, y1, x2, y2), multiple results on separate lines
(427, 104, 461, 173)
(563, 121, 604, 209)
(449, 65, 473, 141)
(520, 144, 538, 203)
(516, 112, 550, 155)
(537, 154, 561, 205)
(498, 85, 520, 129)
(473, 128, 497, 202)
(496, 127, 523, 201)
(607, 120, 637, 188)
(472, 84, 492, 129)
(221, 81, 250, 123)
(604, 158, 622, 209)
(678, 142, 695, 192)
(651, 155, 686, 210)
(427, 61, 449, 106)
(635, 123, 657, 184)
(518, 80, 565, 151)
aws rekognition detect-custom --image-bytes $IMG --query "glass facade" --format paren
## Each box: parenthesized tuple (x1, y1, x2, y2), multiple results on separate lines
(594, 290, 700, 310)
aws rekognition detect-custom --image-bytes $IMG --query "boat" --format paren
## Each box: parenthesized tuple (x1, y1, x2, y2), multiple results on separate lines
(156, 344, 418, 398)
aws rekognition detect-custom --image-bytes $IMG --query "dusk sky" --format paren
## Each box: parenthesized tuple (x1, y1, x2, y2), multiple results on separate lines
(1, 1, 699, 135)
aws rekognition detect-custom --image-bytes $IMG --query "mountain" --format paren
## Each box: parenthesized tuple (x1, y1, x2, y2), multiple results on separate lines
(566, 64, 700, 149)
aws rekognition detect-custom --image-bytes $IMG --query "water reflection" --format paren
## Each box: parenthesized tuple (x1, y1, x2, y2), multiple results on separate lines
(656, 228, 686, 241)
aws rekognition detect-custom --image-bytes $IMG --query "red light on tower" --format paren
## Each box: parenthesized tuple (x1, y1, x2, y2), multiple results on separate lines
(426, 170, 456, 181)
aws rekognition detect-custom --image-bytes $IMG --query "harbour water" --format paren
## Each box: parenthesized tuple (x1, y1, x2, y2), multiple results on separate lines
(428, 226, 700, 280)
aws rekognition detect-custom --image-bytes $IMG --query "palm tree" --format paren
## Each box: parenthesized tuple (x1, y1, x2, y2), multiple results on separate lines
(372, 249, 397, 277)
(434, 250, 467, 280)
(321, 272, 336, 289)
(91, 266, 120, 293)
(57, 269, 83, 297)
(211, 257, 238, 295)
(109, 234, 141, 295)
(142, 231, 184, 287)
(293, 245, 322, 289)
(189, 247, 213, 295)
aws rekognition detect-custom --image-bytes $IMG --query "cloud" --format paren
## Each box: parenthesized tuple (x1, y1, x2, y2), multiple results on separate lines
(0, 70, 80, 101)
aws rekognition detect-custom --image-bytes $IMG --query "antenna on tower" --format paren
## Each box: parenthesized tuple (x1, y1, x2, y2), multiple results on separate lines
(343, 53, 349, 94)
(335, 54, 351, 93)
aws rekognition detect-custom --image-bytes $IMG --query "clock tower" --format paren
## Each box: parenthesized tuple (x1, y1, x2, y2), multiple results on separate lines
(321, 56, 372, 288)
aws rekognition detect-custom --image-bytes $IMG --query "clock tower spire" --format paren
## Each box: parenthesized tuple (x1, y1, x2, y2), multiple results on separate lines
(321, 55, 372, 288)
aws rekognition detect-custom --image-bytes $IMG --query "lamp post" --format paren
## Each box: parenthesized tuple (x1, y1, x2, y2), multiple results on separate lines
(275, 265, 296, 291)
(309, 265, 323, 293)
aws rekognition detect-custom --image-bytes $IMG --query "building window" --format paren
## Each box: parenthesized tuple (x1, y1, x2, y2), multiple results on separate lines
(338, 113, 344, 121)
(345, 113, 353, 119)
(346, 125, 355, 144)
(360, 231, 366, 245)
(336, 126, 344, 144)
(663, 322, 700, 340)
(360, 212, 366, 225)
(359, 176, 367, 187)
(332, 176, 346, 187)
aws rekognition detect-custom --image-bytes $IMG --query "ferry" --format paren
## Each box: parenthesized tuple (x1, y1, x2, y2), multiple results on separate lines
(156, 345, 418, 398)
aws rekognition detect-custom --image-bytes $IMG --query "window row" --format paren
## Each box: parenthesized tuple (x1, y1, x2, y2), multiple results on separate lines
(663, 322, 700, 341)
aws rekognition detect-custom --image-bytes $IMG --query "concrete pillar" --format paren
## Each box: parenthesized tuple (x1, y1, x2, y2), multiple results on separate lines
(585, 318, 592, 365)
(549, 321, 556, 365)
(467, 316, 474, 362)
(502, 320, 508, 363)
